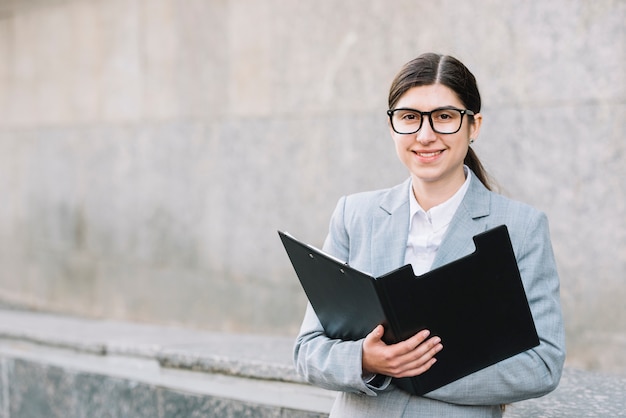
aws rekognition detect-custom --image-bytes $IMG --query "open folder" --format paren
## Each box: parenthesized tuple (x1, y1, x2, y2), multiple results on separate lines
(278, 224, 539, 396)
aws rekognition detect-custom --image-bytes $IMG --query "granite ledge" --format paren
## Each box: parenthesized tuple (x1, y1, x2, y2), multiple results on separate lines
(0, 309, 624, 417)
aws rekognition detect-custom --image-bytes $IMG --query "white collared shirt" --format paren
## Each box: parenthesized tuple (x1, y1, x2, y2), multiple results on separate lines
(405, 166, 472, 275)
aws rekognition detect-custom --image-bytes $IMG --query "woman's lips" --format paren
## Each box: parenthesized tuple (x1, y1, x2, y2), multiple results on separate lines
(414, 150, 444, 158)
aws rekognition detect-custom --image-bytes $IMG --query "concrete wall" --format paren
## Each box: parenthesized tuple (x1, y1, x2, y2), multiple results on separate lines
(0, 0, 624, 374)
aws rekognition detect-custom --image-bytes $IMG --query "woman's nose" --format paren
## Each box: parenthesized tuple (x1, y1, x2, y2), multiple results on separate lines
(415, 118, 437, 143)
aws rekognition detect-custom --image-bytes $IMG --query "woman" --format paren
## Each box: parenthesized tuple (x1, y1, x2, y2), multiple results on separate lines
(293, 53, 565, 417)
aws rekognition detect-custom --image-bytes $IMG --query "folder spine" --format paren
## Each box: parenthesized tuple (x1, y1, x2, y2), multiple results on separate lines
(373, 279, 402, 344)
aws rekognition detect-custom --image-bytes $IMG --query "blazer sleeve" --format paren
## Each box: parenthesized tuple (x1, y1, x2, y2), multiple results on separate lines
(424, 210, 566, 405)
(293, 196, 384, 396)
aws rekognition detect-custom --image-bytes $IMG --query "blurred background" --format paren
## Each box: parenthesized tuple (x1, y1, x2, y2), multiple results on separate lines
(0, 0, 623, 375)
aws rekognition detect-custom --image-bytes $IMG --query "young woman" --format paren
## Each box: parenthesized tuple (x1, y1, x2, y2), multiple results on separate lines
(293, 53, 565, 417)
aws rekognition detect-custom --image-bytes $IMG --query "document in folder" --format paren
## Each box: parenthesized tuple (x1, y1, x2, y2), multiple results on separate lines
(278, 225, 539, 396)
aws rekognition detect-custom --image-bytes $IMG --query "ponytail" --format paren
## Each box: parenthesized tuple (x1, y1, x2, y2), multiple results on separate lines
(464, 147, 493, 191)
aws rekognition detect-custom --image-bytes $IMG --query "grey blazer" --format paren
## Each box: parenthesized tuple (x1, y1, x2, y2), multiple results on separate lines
(294, 174, 566, 418)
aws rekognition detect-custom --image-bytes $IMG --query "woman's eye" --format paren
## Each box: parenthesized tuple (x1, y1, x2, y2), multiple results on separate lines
(434, 111, 457, 122)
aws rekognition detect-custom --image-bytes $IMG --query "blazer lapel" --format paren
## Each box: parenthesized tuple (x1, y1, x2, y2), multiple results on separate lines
(431, 175, 492, 268)
(370, 178, 411, 276)
(368, 175, 493, 275)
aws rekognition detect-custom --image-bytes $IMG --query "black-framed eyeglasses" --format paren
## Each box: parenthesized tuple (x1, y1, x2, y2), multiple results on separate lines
(387, 106, 475, 135)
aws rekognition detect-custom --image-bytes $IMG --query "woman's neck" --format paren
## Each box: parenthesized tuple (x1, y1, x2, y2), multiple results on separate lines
(411, 170, 467, 212)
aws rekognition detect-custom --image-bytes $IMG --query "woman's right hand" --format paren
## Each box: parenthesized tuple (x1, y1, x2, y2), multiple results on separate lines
(362, 325, 443, 378)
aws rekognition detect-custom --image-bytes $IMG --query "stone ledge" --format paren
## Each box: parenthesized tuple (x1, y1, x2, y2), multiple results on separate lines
(0, 309, 302, 383)
(0, 309, 624, 417)
(0, 341, 333, 417)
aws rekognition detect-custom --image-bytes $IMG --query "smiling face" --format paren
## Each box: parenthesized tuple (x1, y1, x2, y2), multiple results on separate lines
(390, 83, 482, 196)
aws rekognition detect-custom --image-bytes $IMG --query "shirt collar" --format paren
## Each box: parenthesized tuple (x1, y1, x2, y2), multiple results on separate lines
(409, 166, 472, 231)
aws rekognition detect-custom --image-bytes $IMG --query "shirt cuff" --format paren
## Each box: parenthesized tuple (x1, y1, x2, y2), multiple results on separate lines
(363, 373, 392, 390)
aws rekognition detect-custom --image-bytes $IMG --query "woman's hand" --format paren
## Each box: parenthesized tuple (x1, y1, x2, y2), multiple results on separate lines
(362, 325, 443, 378)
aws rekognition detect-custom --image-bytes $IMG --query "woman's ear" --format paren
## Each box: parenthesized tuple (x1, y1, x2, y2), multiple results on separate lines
(388, 118, 397, 140)
(469, 113, 483, 142)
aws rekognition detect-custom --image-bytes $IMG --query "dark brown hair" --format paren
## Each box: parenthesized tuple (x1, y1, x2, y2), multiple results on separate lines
(388, 53, 493, 190)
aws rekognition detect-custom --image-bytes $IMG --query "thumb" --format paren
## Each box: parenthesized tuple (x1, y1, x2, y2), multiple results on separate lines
(365, 324, 385, 344)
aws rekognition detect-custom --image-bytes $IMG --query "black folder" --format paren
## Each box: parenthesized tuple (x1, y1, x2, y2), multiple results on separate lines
(279, 225, 539, 395)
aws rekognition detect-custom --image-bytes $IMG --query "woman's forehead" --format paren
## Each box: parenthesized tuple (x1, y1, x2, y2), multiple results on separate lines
(395, 84, 464, 109)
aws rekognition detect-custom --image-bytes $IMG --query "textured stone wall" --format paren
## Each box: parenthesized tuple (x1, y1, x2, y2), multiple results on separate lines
(0, 0, 624, 373)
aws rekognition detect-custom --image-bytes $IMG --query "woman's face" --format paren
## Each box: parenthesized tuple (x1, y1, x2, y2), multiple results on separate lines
(390, 83, 482, 190)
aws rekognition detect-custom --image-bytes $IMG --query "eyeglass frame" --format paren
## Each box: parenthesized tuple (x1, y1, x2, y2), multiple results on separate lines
(386, 106, 475, 135)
